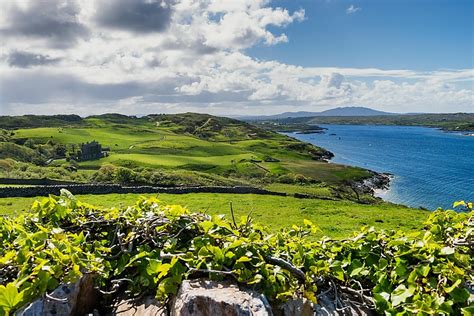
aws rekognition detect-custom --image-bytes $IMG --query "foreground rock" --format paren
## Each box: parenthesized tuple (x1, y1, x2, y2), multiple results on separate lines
(16, 276, 376, 315)
(275, 299, 314, 316)
(171, 279, 272, 316)
(109, 296, 166, 316)
(16, 274, 98, 316)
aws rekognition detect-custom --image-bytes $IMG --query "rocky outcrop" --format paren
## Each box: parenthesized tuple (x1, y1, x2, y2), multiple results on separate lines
(109, 296, 166, 316)
(275, 299, 314, 316)
(15, 277, 378, 316)
(16, 273, 98, 316)
(359, 172, 392, 194)
(171, 279, 272, 316)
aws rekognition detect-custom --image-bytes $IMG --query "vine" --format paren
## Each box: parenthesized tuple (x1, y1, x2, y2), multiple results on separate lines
(0, 190, 472, 315)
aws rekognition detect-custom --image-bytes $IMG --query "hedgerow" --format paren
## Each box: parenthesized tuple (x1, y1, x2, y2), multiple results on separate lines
(0, 190, 472, 315)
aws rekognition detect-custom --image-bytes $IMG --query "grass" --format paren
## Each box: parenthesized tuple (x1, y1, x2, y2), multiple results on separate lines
(8, 114, 369, 186)
(13, 126, 168, 151)
(0, 193, 429, 238)
(264, 183, 334, 198)
(79, 153, 255, 168)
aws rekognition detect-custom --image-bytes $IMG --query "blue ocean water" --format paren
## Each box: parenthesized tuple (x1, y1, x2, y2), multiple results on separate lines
(288, 125, 474, 210)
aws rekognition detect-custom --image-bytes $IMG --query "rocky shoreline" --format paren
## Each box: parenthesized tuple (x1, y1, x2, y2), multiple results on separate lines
(359, 172, 392, 195)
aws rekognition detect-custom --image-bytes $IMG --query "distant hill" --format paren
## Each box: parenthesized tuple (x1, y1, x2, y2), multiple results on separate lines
(240, 107, 394, 120)
(253, 112, 474, 132)
(316, 107, 393, 116)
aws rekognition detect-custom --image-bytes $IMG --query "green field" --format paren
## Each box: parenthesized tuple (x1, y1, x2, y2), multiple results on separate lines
(0, 192, 428, 238)
(2, 113, 371, 191)
(79, 152, 255, 168)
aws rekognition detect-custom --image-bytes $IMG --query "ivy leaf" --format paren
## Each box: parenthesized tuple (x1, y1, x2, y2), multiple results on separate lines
(444, 279, 461, 294)
(461, 306, 474, 315)
(236, 256, 252, 263)
(156, 277, 178, 299)
(391, 284, 414, 307)
(440, 247, 455, 256)
(198, 246, 211, 258)
(199, 221, 214, 233)
(349, 259, 365, 277)
(247, 274, 263, 285)
(449, 287, 470, 303)
(146, 259, 162, 275)
(330, 261, 345, 281)
(0, 283, 23, 311)
(373, 292, 390, 310)
(208, 246, 224, 263)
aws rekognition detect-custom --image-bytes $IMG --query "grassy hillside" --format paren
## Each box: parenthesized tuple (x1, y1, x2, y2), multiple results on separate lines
(0, 192, 428, 238)
(0, 113, 372, 192)
(255, 113, 474, 132)
(0, 114, 84, 129)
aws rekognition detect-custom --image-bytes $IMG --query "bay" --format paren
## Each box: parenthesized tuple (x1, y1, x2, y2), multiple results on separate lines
(287, 125, 474, 210)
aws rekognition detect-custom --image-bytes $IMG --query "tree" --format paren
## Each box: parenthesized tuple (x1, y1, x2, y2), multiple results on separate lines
(115, 167, 135, 184)
(24, 139, 36, 149)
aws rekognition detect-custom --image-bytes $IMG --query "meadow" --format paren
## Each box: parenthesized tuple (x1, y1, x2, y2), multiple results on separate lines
(0, 192, 428, 238)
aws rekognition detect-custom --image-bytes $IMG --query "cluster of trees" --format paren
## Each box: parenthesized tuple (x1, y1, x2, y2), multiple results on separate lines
(0, 134, 69, 165)
(0, 114, 83, 129)
(0, 130, 89, 166)
(0, 159, 88, 182)
(92, 164, 239, 187)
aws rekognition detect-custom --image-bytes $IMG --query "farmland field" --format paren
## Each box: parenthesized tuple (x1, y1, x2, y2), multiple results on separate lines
(0, 192, 428, 238)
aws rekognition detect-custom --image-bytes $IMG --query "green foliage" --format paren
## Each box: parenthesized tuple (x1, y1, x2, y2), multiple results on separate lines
(0, 160, 90, 183)
(0, 137, 72, 166)
(0, 143, 45, 165)
(92, 164, 117, 182)
(0, 192, 472, 315)
(114, 166, 136, 184)
(0, 131, 12, 143)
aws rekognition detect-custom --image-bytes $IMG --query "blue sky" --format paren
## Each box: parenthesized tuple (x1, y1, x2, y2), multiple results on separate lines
(249, 0, 473, 70)
(0, 0, 472, 116)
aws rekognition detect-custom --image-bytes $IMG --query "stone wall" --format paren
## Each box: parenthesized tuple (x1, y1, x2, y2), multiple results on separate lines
(0, 184, 288, 198)
(0, 177, 78, 185)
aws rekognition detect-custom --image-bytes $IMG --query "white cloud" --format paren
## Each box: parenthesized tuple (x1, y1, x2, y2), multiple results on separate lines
(346, 5, 361, 14)
(0, 0, 472, 116)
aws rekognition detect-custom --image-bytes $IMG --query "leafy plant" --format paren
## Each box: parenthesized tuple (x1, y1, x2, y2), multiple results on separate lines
(0, 191, 472, 315)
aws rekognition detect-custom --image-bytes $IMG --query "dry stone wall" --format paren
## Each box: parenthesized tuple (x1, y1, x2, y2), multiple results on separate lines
(0, 184, 288, 198)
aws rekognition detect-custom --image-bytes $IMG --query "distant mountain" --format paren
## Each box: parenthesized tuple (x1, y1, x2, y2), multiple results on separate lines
(316, 107, 393, 116)
(239, 107, 394, 121)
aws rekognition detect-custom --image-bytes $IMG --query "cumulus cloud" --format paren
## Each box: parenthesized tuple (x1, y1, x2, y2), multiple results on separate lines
(0, 0, 472, 116)
(346, 5, 361, 14)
